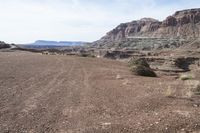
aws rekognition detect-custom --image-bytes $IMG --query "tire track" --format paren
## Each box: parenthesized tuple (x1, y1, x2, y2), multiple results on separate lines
(57, 60, 94, 132)
(21, 57, 76, 114)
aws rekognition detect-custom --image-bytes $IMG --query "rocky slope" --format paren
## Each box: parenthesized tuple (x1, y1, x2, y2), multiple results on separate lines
(93, 8, 200, 49)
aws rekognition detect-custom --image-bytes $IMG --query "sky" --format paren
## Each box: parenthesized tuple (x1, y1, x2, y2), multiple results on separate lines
(0, 0, 200, 44)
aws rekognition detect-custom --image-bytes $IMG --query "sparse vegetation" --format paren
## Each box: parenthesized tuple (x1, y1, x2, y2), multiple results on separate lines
(164, 80, 200, 99)
(130, 65, 157, 77)
(185, 80, 200, 96)
(185, 90, 193, 98)
(128, 58, 149, 67)
(79, 53, 95, 58)
(165, 86, 175, 98)
(129, 58, 157, 77)
(179, 74, 194, 80)
(42, 51, 49, 55)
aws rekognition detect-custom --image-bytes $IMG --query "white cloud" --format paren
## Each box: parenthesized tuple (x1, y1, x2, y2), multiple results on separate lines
(0, 0, 200, 43)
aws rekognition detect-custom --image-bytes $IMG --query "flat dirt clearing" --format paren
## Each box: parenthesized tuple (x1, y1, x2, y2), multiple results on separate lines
(0, 51, 200, 133)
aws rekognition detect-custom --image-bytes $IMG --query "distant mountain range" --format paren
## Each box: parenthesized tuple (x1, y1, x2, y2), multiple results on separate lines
(29, 40, 86, 46)
(19, 40, 87, 49)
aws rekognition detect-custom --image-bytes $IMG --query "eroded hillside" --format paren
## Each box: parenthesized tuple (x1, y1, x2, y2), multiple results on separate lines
(93, 8, 200, 49)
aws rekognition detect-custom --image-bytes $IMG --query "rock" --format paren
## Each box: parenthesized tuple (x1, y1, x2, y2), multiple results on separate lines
(116, 74, 123, 79)
(162, 16, 177, 26)
(122, 79, 130, 85)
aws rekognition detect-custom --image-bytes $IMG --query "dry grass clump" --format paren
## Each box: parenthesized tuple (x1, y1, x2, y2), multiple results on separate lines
(164, 80, 200, 98)
(179, 73, 194, 81)
(129, 58, 157, 77)
(165, 85, 175, 98)
(184, 80, 200, 96)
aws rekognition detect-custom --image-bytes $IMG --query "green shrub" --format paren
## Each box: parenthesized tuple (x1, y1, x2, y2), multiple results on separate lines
(79, 53, 95, 58)
(128, 58, 149, 68)
(129, 58, 156, 77)
(130, 65, 157, 77)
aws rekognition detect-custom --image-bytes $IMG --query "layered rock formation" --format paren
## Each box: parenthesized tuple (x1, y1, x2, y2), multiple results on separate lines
(93, 8, 200, 49)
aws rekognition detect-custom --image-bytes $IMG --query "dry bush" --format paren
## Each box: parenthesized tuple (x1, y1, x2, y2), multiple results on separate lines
(179, 74, 194, 81)
(184, 80, 200, 96)
(165, 86, 175, 98)
(164, 80, 200, 98)
(128, 58, 149, 67)
(129, 58, 157, 77)
(165, 86, 173, 97)
(130, 65, 157, 77)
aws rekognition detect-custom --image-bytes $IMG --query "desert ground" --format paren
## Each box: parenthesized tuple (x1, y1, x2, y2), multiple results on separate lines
(0, 51, 200, 133)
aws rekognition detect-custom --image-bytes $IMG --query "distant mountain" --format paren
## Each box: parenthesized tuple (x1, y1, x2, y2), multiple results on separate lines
(0, 41, 18, 49)
(18, 40, 87, 49)
(29, 40, 86, 46)
(0, 41, 11, 49)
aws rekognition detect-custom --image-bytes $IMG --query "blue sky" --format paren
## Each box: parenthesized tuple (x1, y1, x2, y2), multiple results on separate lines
(0, 0, 200, 44)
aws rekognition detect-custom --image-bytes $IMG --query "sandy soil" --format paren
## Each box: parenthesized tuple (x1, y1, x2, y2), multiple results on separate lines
(0, 51, 200, 133)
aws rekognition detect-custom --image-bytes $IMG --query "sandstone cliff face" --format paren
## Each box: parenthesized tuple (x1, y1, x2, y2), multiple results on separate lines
(156, 9, 200, 38)
(100, 18, 161, 42)
(94, 8, 200, 48)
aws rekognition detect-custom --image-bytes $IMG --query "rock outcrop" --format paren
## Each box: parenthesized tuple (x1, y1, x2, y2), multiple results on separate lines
(93, 8, 200, 49)
(96, 18, 161, 44)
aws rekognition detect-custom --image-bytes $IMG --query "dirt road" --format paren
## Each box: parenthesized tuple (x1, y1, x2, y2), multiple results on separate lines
(0, 51, 200, 133)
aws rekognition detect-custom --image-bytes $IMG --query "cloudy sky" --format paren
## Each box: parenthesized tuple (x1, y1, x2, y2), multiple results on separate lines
(0, 0, 200, 44)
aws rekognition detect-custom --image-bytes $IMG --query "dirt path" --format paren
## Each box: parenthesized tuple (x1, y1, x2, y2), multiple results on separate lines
(0, 51, 200, 133)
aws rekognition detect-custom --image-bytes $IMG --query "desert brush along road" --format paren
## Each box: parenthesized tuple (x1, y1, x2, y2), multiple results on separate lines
(0, 51, 200, 133)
